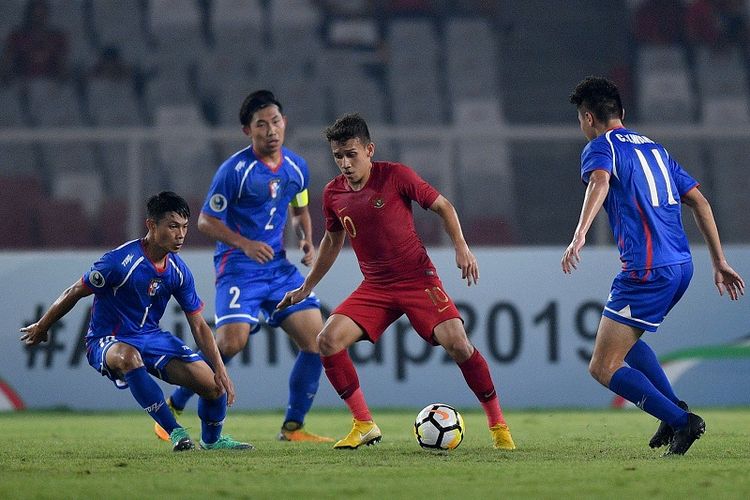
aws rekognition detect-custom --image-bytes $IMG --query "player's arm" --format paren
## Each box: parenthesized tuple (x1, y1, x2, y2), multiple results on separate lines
(276, 229, 346, 310)
(682, 187, 745, 300)
(184, 311, 235, 405)
(561, 169, 610, 274)
(429, 194, 479, 286)
(291, 204, 315, 267)
(20, 279, 93, 345)
(197, 212, 274, 264)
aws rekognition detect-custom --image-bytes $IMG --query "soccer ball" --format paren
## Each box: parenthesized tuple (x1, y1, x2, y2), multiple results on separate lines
(414, 403, 464, 450)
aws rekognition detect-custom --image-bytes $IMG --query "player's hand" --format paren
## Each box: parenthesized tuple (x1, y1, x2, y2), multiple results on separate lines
(299, 239, 315, 267)
(213, 367, 235, 406)
(241, 240, 275, 264)
(455, 244, 479, 286)
(714, 261, 745, 300)
(19, 322, 48, 345)
(276, 286, 311, 311)
(561, 235, 585, 274)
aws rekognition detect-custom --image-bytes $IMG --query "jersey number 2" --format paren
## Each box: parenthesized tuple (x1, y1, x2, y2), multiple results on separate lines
(634, 148, 678, 207)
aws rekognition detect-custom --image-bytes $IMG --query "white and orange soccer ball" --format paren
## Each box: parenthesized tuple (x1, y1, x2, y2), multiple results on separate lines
(414, 403, 464, 450)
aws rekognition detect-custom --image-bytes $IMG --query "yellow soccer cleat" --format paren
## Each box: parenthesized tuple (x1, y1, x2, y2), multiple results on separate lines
(154, 397, 183, 442)
(277, 421, 334, 443)
(333, 419, 382, 449)
(490, 423, 516, 450)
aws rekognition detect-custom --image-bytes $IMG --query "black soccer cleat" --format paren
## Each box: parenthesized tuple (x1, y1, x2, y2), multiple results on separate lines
(665, 412, 705, 456)
(649, 400, 689, 449)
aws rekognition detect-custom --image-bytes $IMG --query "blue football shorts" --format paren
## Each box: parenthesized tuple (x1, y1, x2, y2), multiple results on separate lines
(602, 261, 693, 332)
(214, 259, 321, 331)
(86, 331, 203, 389)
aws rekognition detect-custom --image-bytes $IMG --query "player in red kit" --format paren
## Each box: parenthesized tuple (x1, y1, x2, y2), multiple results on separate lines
(276, 113, 515, 450)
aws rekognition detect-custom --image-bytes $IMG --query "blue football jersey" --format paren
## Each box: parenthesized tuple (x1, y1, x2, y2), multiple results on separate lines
(82, 239, 203, 339)
(581, 127, 699, 271)
(202, 145, 310, 274)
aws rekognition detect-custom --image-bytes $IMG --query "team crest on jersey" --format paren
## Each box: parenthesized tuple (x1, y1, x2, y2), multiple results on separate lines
(90, 270, 106, 288)
(209, 194, 228, 212)
(147, 278, 163, 297)
(371, 195, 385, 209)
(269, 179, 281, 199)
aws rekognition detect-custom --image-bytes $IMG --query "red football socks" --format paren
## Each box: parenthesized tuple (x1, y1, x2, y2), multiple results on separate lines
(459, 349, 507, 426)
(322, 349, 372, 421)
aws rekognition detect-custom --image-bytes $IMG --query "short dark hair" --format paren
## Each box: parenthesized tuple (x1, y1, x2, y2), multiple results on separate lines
(239, 90, 283, 126)
(146, 191, 190, 222)
(569, 76, 623, 123)
(324, 113, 371, 145)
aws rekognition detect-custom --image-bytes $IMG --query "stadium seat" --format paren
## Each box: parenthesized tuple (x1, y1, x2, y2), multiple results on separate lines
(154, 104, 216, 199)
(51, 170, 105, 220)
(452, 98, 503, 126)
(636, 44, 695, 123)
(694, 47, 749, 98)
(709, 142, 750, 242)
(87, 79, 144, 126)
(0, 175, 44, 247)
(47, 0, 96, 69)
(387, 19, 444, 124)
(37, 198, 93, 247)
(701, 96, 750, 125)
(95, 197, 128, 247)
(0, 82, 27, 127)
(90, 0, 149, 63)
(331, 73, 386, 125)
(147, 0, 206, 73)
(26, 79, 84, 126)
(445, 18, 499, 102)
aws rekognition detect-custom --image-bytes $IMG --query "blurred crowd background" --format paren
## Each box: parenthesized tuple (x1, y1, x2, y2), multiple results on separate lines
(1, 0, 749, 249)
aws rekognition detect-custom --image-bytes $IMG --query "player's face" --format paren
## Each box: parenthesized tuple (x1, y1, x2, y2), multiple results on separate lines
(330, 138, 374, 189)
(151, 212, 189, 253)
(577, 109, 597, 141)
(244, 105, 286, 158)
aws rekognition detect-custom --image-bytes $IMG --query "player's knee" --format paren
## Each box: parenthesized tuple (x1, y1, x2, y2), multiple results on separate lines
(107, 345, 144, 373)
(316, 330, 338, 356)
(216, 334, 244, 358)
(442, 338, 473, 362)
(588, 358, 612, 386)
(196, 384, 223, 400)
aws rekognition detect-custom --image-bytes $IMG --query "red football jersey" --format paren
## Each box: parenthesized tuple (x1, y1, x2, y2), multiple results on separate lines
(323, 161, 440, 284)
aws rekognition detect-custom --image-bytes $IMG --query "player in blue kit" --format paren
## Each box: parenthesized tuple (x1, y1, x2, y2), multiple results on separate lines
(562, 77, 745, 455)
(20, 192, 252, 451)
(157, 90, 332, 443)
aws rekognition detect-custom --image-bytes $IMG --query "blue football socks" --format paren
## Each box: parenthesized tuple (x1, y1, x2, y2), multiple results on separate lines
(284, 351, 322, 424)
(609, 366, 688, 428)
(198, 393, 227, 445)
(124, 366, 179, 434)
(625, 339, 680, 404)
(170, 384, 195, 412)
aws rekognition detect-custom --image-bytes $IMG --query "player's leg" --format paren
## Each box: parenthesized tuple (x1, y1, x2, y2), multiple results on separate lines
(164, 358, 253, 450)
(318, 314, 381, 449)
(433, 319, 515, 450)
(104, 342, 193, 451)
(277, 308, 333, 442)
(589, 317, 694, 434)
(603, 263, 703, 453)
(168, 322, 251, 411)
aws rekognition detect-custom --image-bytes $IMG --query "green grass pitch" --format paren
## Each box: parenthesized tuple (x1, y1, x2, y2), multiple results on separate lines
(1, 408, 749, 499)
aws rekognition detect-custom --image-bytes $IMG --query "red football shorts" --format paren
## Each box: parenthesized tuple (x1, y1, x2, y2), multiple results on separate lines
(332, 275, 461, 345)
